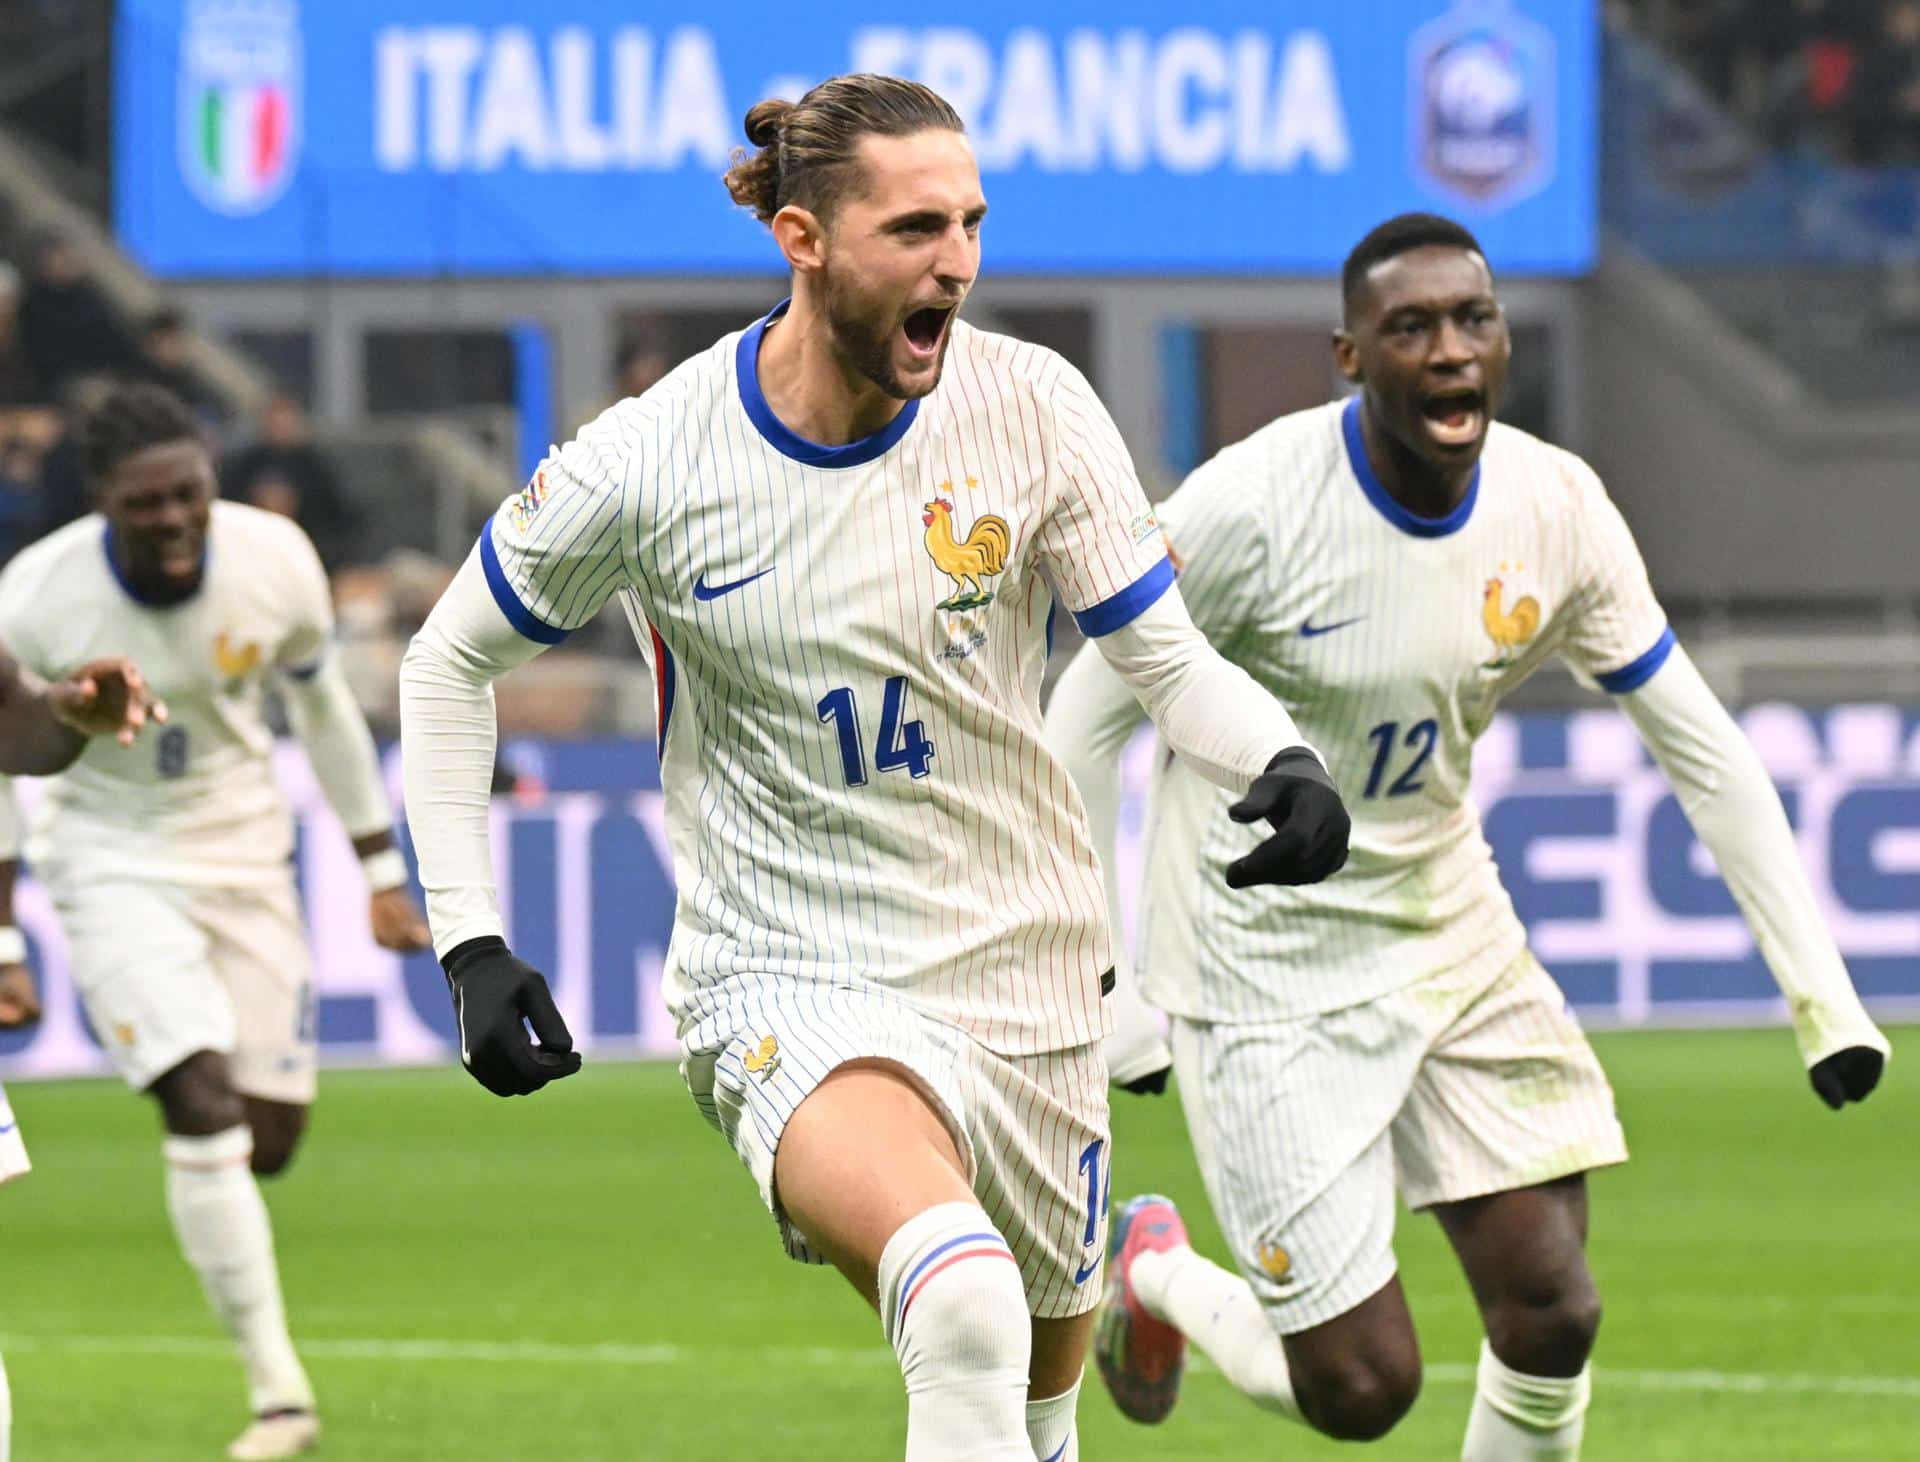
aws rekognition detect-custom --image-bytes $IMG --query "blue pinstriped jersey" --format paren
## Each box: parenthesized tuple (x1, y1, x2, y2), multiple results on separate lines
(1137, 400, 1673, 1022)
(484, 305, 1172, 1054)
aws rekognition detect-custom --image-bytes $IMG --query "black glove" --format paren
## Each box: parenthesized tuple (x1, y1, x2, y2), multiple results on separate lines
(1809, 1046, 1884, 1110)
(1225, 748, 1352, 889)
(442, 936, 582, 1097)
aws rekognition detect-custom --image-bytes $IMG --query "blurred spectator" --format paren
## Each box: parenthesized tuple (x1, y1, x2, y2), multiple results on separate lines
(224, 392, 363, 570)
(615, 339, 670, 401)
(18, 229, 138, 400)
(1622, 0, 1920, 164)
(139, 306, 223, 421)
(0, 432, 44, 562)
(1848, 0, 1920, 162)
(0, 264, 34, 406)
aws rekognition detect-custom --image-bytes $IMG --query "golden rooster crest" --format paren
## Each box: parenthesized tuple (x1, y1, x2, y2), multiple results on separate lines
(742, 1035, 781, 1082)
(1481, 564, 1541, 670)
(923, 480, 1011, 612)
(214, 632, 262, 680)
(1255, 1241, 1293, 1282)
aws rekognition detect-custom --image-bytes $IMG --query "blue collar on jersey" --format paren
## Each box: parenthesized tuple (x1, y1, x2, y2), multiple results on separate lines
(735, 299, 921, 468)
(102, 521, 207, 606)
(1341, 396, 1480, 539)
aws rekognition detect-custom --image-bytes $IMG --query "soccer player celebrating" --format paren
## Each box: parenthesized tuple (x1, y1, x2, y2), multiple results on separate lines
(400, 76, 1348, 1461)
(1046, 213, 1891, 1458)
(0, 384, 429, 1461)
(0, 643, 159, 1462)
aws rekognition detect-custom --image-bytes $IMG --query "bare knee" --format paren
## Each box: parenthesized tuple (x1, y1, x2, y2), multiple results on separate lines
(149, 1051, 245, 1137)
(1294, 1352, 1422, 1441)
(1484, 1268, 1603, 1377)
(245, 1099, 309, 1178)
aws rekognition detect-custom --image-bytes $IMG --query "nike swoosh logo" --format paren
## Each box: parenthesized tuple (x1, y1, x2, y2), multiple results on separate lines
(1301, 615, 1364, 638)
(0, 1122, 14, 1136)
(1073, 1255, 1101, 1286)
(693, 567, 775, 602)
(455, 986, 470, 1067)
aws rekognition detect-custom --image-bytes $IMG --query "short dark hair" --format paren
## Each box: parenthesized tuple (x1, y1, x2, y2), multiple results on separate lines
(1341, 213, 1488, 323)
(80, 382, 202, 487)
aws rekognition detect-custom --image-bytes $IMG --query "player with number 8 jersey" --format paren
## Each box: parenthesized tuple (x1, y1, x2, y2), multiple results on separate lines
(0, 384, 429, 1460)
(401, 75, 1348, 1461)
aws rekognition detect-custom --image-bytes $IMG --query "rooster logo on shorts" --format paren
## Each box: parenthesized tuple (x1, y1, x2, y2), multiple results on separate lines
(743, 1035, 782, 1082)
(1256, 1241, 1294, 1283)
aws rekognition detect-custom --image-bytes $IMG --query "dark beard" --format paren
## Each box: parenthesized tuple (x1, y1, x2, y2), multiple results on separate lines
(823, 268, 944, 402)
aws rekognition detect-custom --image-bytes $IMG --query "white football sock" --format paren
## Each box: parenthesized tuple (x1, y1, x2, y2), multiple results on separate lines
(1461, 1339, 1591, 1460)
(163, 1127, 314, 1416)
(878, 1201, 1033, 1462)
(1130, 1244, 1303, 1421)
(1025, 1375, 1080, 1461)
(1, 1346, 12, 1462)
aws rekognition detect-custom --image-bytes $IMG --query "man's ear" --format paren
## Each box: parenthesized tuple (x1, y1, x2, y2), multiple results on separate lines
(1332, 329, 1363, 386)
(771, 204, 827, 276)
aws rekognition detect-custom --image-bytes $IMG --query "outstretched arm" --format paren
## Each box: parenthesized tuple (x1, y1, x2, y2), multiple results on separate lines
(400, 549, 579, 1097)
(1088, 589, 1348, 889)
(1617, 646, 1889, 1107)
(0, 648, 160, 775)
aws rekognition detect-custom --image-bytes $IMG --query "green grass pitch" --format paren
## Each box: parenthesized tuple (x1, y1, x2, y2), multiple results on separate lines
(3, 1025, 1916, 1459)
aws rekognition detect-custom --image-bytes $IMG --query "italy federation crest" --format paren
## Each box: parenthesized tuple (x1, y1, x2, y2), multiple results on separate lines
(179, 0, 302, 216)
(1409, 0, 1556, 208)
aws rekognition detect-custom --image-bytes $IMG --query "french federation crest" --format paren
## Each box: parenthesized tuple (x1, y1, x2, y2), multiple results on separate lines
(1409, 0, 1556, 207)
(179, 0, 302, 216)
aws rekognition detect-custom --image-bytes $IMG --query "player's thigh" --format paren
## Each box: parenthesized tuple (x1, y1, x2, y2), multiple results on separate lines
(51, 878, 234, 1095)
(193, 881, 317, 1108)
(1168, 1011, 1419, 1336)
(1393, 952, 1626, 1213)
(964, 1041, 1111, 1329)
(681, 983, 977, 1303)
(774, 1059, 974, 1300)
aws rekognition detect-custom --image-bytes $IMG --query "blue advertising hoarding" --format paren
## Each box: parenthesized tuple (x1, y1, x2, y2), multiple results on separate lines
(3, 702, 1918, 1080)
(114, 0, 1597, 278)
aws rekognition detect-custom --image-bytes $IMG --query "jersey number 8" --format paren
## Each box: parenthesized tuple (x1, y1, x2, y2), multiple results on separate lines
(155, 724, 191, 780)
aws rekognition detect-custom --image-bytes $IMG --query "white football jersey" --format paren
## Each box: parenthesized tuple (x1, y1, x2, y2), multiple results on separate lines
(1137, 399, 1671, 1021)
(0, 502, 333, 887)
(486, 304, 1172, 1055)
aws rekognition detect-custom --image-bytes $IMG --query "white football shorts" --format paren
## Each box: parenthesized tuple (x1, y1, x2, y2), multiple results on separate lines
(1172, 951, 1627, 1333)
(681, 980, 1113, 1319)
(51, 876, 317, 1104)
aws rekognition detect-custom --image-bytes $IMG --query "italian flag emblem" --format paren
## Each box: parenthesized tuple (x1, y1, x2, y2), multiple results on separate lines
(179, 0, 301, 216)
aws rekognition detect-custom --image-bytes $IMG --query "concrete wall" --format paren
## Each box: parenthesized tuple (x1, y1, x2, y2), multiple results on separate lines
(1581, 253, 1920, 606)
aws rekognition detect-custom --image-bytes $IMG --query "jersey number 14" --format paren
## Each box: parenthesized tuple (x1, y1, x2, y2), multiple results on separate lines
(816, 676, 935, 786)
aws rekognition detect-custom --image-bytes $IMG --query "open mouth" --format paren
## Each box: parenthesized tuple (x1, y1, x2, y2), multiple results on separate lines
(901, 303, 957, 361)
(153, 537, 203, 578)
(1421, 388, 1485, 447)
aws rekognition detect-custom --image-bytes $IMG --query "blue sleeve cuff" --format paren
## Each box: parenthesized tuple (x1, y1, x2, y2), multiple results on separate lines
(1071, 555, 1176, 639)
(479, 516, 570, 646)
(1595, 626, 1675, 694)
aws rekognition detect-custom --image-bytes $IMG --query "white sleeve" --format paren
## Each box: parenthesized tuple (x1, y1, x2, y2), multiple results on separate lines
(280, 656, 393, 844)
(1618, 646, 1889, 1069)
(399, 547, 549, 958)
(1090, 587, 1314, 794)
(1043, 641, 1167, 1084)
